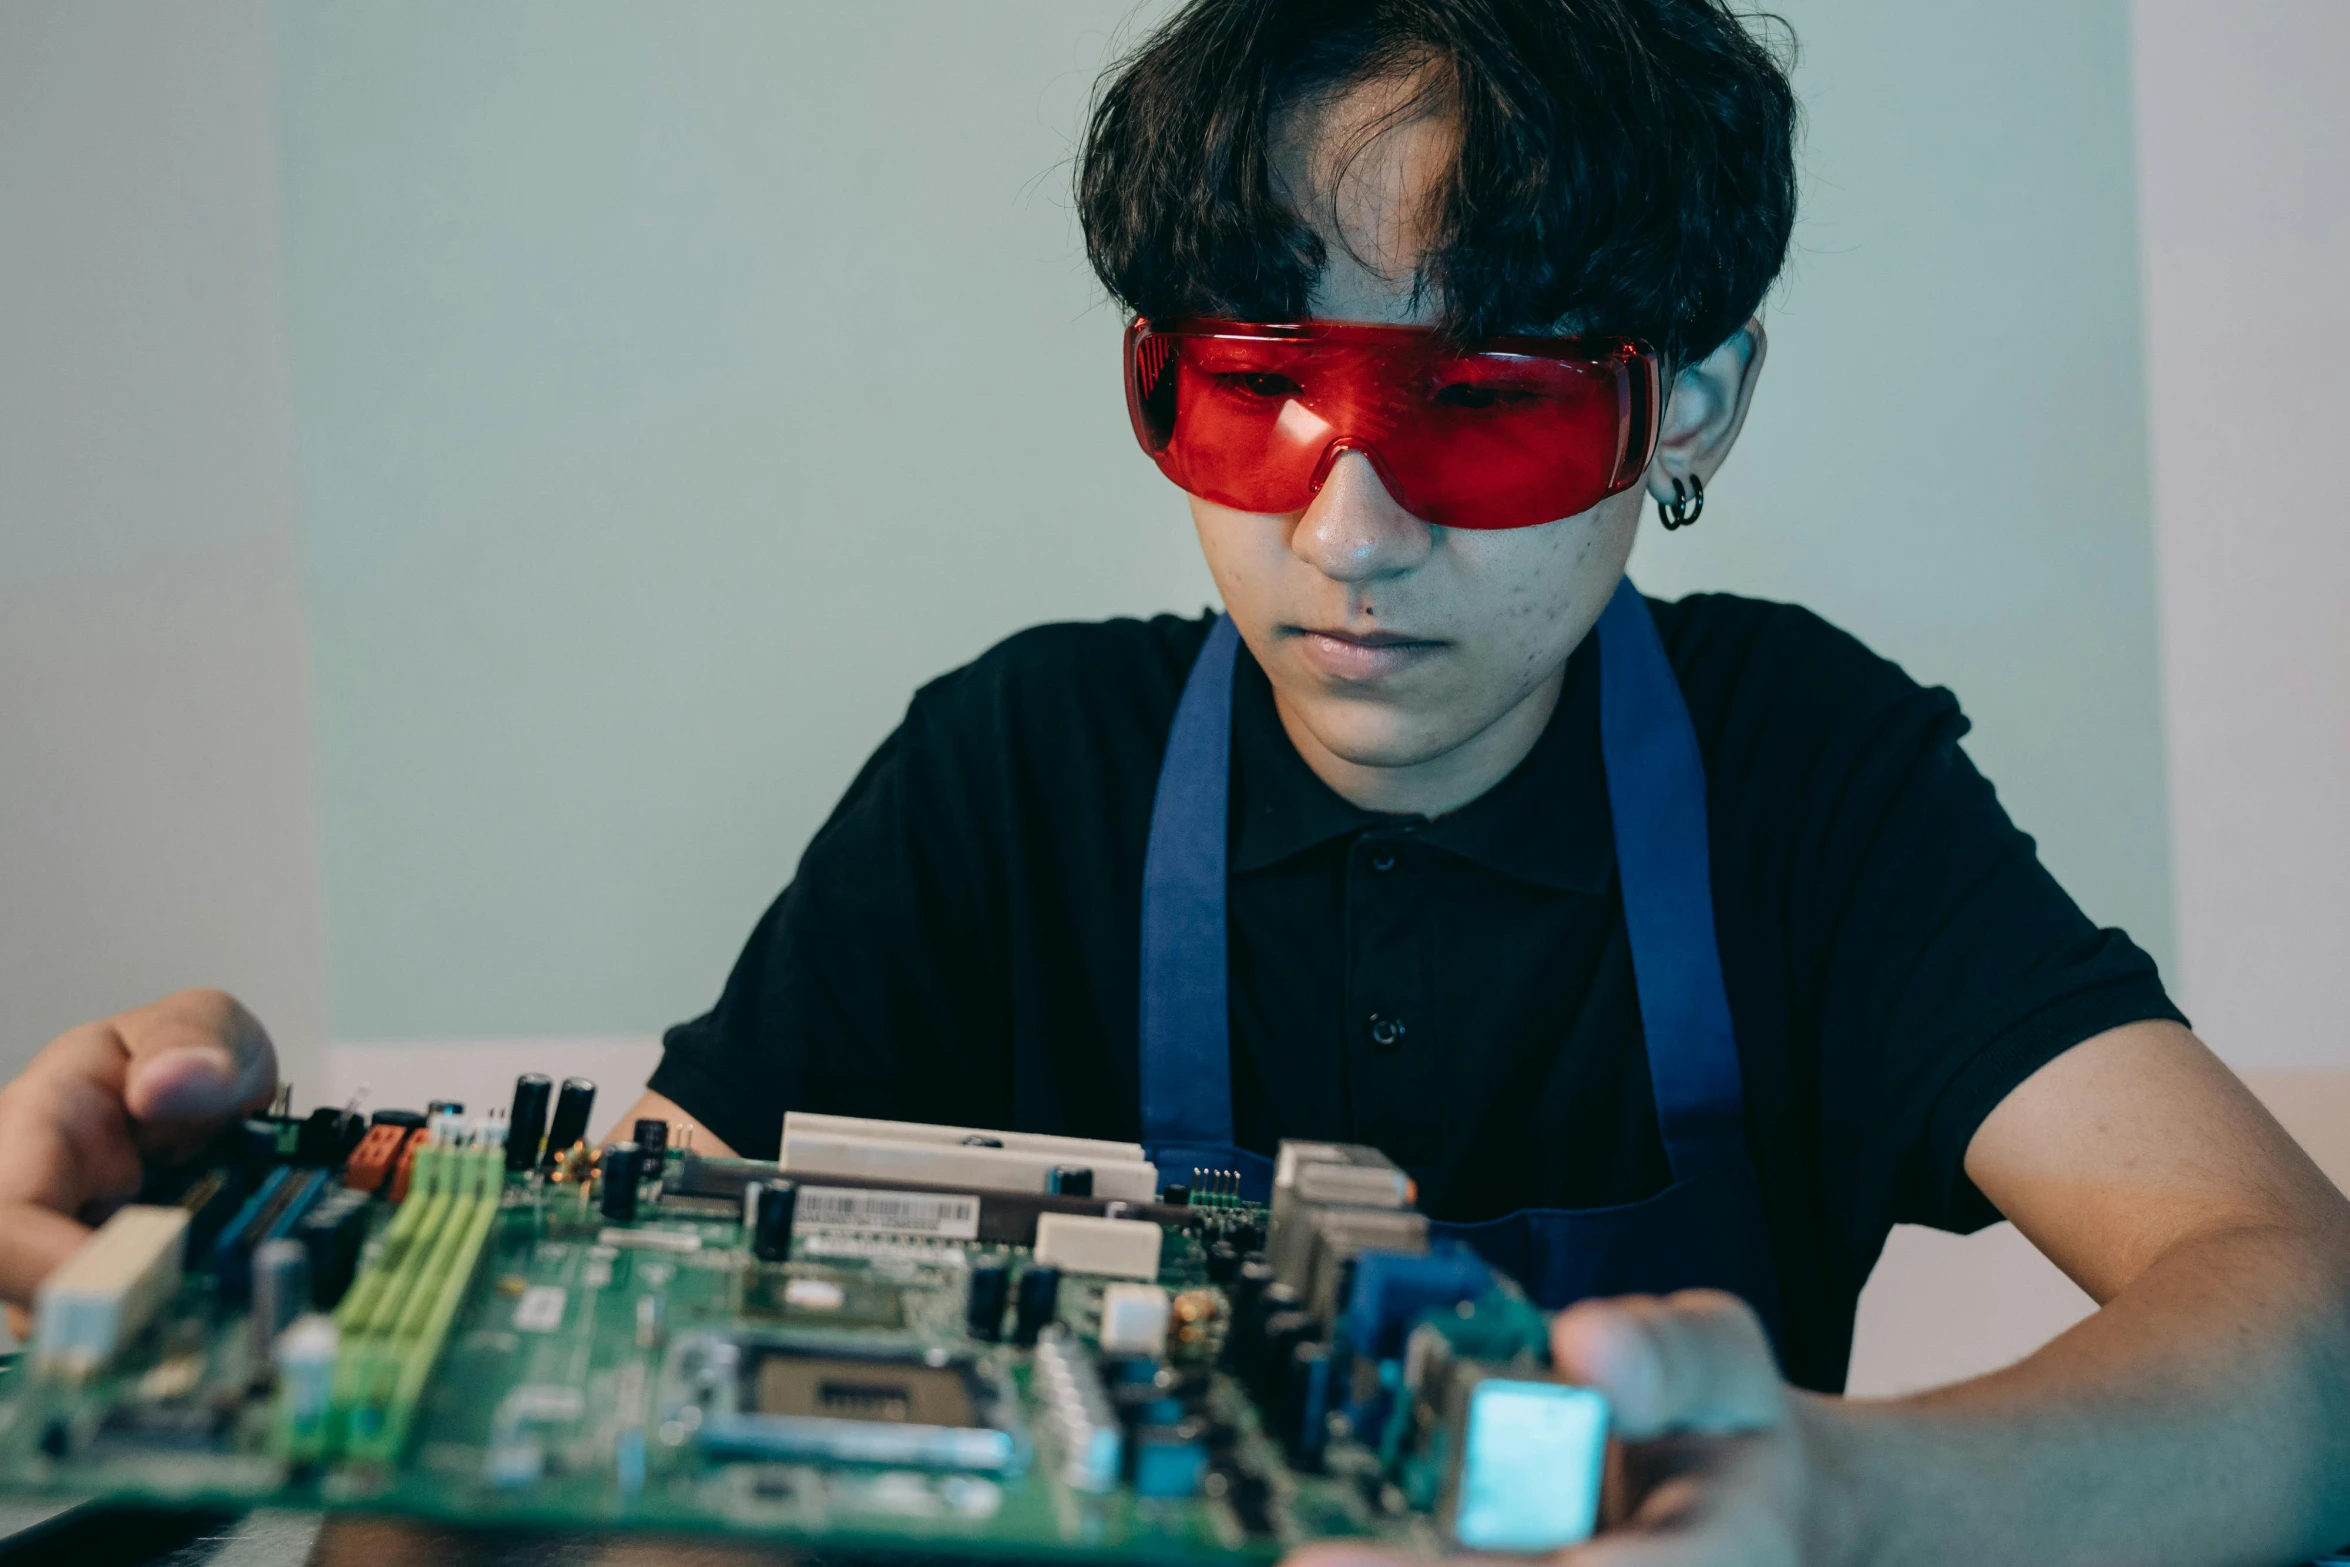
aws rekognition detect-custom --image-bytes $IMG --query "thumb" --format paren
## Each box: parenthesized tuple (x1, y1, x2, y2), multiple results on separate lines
(116, 990, 279, 1148)
(1550, 1290, 1784, 1440)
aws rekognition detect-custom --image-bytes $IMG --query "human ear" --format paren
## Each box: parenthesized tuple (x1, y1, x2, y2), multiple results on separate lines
(1645, 319, 1768, 507)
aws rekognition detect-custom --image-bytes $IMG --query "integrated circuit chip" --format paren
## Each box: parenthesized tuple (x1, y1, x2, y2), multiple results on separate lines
(751, 1353, 978, 1428)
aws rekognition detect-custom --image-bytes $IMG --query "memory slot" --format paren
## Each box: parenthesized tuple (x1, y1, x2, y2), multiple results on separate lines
(325, 1147, 461, 1455)
(310, 1143, 502, 1465)
(368, 1163, 498, 1459)
(212, 1168, 329, 1303)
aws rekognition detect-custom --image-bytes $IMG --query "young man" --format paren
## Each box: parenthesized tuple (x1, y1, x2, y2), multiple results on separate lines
(3, 2, 2347, 1562)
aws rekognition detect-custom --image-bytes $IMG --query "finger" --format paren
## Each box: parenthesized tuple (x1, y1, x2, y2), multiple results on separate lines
(0, 1202, 94, 1306)
(116, 989, 277, 1129)
(0, 1056, 146, 1305)
(1550, 1291, 1783, 1439)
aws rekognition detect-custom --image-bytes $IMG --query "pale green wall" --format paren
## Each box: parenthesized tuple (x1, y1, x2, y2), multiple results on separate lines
(274, 0, 2171, 1044)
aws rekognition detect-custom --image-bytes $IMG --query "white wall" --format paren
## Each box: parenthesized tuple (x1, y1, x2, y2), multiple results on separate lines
(1846, 0, 2350, 1397)
(2136, 0, 2350, 1074)
(0, 1, 329, 1089)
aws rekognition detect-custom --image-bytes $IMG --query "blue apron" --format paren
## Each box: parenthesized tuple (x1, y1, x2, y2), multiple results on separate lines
(1137, 578, 1784, 1340)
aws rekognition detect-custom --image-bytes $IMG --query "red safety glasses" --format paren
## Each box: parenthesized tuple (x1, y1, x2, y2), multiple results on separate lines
(1125, 318, 1662, 532)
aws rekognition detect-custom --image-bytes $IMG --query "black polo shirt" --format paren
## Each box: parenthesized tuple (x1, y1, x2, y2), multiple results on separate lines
(650, 592, 2180, 1390)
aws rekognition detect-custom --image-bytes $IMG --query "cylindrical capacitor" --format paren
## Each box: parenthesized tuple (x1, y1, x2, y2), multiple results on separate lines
(251, 1237, 310, 1359)
(632, 1117, 670, 1173)
(965, 1260, 1010, 1341)
(542, 1077, 596, 1166)
(1014, 1265, 1062, 1346)
(1046, 1166, 1094, 1197)
(299, 1191, 370, 1310)
(370, 1107, 427, 1130)
(506, 1073, 552, 1171)
(600, 1141, 643, 1221)
(426, 1099, 465, 1117)
(749, 1178, 798, 1262)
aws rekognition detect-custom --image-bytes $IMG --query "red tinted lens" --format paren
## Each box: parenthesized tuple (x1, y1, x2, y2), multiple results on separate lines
(1123, 319, 1659, 530)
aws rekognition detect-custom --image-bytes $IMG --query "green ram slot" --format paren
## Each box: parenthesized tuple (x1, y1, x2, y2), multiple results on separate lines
(332, 1148, 462, 1455)
(366, 1169, 499, 1458)
(276, 1143, 450, 1463)
(347, 1147, 500, 1463)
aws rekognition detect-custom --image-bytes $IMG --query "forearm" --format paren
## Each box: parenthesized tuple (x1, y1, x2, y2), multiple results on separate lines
(1808, 1221, 2350, 1567)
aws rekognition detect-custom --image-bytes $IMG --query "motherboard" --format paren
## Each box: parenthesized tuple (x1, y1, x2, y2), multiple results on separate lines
(0, 1080, 1609, 1562)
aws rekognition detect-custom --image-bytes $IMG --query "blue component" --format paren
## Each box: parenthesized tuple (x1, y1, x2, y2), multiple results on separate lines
(1342, 1245, 1493, 1363)
(212, 1167, 330, 1303)
(1130, 1428, 1209, 1498)
(1452, 1379, 1609, 1553)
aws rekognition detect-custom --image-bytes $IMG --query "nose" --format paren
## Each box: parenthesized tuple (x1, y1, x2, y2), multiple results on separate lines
(1289, 449, 1433, 583)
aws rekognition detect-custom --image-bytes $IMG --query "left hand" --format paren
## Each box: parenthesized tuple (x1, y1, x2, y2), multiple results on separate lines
(1289, 1290, 1830, 1567)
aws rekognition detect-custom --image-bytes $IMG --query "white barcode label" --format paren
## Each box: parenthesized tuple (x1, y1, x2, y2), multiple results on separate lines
(795, 1185, 981, 1240)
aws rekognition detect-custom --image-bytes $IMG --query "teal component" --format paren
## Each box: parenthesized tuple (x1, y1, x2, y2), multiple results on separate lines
(1452, 1379, 1609, 1552)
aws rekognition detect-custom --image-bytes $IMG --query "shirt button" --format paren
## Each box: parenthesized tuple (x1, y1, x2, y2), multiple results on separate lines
(1369, 851, 1397, 873)
(1367, 1013, 1407, 1050)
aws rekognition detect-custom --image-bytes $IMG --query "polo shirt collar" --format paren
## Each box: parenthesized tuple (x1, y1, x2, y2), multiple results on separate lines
(1226, 634, 1614, 894)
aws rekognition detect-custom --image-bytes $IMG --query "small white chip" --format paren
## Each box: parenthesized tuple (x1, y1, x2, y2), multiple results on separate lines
(1097, 1283, 1171, 1355)
(1032, 1212, 1163, 1281)
(782, 1277, 846, 1311)
(513, 1284, 568, 1333)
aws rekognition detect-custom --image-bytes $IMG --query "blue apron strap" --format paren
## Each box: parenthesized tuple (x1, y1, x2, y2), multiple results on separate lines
(1596, 580, 1750, 1180)
(1138, 615, 1242, 1150)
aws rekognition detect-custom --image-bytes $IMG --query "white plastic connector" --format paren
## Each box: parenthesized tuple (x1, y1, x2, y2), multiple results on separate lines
(781, 1112, 1146, 1163)
(1032, 1212, 1163, 1281)
(781, 1128, 1160, 1202)
(1097, 1283, 1171, 1355)
(33, 1205, 190, 1378)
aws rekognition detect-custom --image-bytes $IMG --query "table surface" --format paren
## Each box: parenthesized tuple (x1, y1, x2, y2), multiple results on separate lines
(3, 1505, 2346, 1567)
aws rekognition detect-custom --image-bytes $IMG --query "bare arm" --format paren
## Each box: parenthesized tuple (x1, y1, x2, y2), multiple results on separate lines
(1792, 1019, 2350, 1566)
(1298, 1020, 2350, 1567)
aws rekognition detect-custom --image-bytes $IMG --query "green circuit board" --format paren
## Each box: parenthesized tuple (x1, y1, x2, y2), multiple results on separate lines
(0, 1107, 1605, 1564)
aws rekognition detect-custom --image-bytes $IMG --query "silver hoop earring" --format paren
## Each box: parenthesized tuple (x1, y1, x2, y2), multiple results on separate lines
(1658, 473, 1705, 530)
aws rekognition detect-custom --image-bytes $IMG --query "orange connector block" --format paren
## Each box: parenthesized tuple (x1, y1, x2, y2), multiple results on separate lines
(343, 1123, 416, 1196)
(387, 1133, 429, 1203)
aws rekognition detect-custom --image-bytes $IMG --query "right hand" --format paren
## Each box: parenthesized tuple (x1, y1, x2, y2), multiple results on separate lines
(0, 989, 278, 1328)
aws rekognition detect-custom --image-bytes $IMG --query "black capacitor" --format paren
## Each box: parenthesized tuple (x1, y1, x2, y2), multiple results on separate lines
(600, 1141, 643, 1222)
(296, 1106, 367, 1166)
(1046, 1165, 1093, 1197)
(426, 1099, 465, 1117)
(750, 1179, 799, 1262)
(506, 1074, 552, 1171)
(1279, 1342, 1334, 1466)
(1257, 1309, 1318, 1402)
(299, 1192, 370, 1309)
(542, 1077, 596, 1165)
(1232, 1282, 1301, 1387)
(965, 1260, 1010, 1341)
(370, 1107, 427, 1130)
(632, 1117, 670, 1172)
(1013, 1265, 1062, 1346)
(1160, 1183, 1192, 1207)
(1204, 1240, 1242, 1284)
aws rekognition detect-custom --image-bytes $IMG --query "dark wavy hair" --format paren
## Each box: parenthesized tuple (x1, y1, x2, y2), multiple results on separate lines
(1077, 0, 1798, 366)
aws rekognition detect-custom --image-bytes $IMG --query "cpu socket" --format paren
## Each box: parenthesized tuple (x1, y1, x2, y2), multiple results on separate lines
(669, 1334, 1023, 1473)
